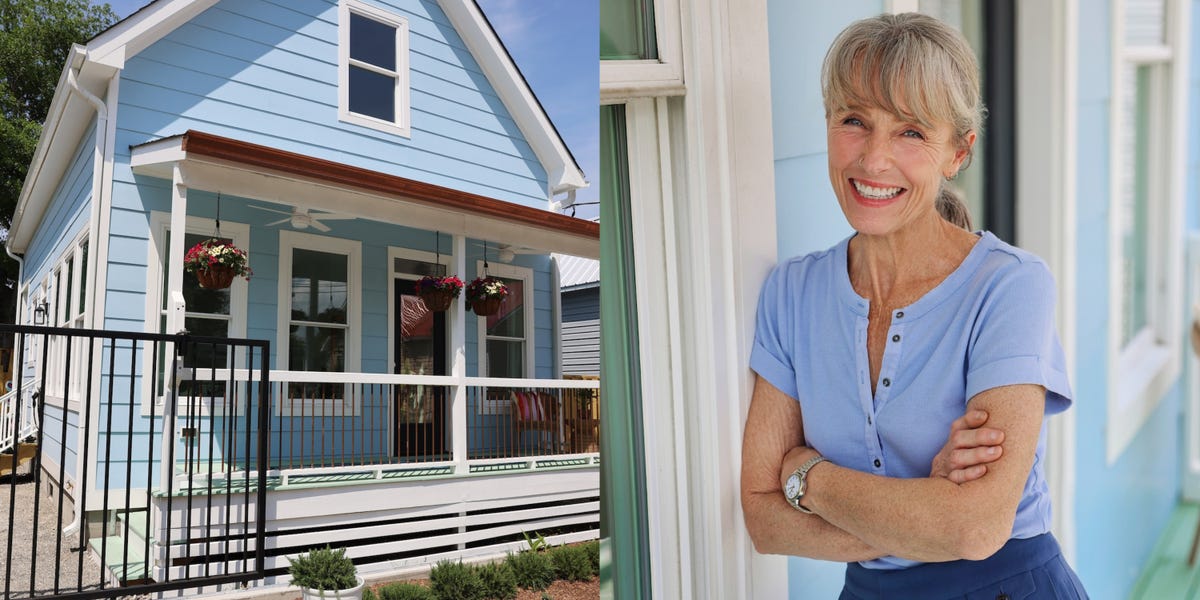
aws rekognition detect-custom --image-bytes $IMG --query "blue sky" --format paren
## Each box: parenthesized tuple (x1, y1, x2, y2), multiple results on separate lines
(99, 0, 599, 220)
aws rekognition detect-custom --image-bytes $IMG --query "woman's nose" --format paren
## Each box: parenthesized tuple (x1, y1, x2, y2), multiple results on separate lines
(859, 134, 892, 174)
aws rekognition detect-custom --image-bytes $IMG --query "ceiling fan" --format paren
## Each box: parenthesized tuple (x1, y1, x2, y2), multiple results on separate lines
(249, 205, 353, 233)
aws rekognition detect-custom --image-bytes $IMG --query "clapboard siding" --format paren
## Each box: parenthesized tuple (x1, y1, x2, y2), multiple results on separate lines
(113, 0, 547, 208)
(24, 123, 95, 288)
(562, 319, 599, 377)
(562, 287, 599, 323)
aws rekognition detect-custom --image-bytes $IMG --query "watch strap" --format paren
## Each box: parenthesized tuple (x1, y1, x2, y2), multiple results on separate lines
(792, 455, 829, 514)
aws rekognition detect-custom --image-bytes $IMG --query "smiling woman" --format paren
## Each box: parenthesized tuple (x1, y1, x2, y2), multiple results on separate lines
(741, 13, 1087, 599)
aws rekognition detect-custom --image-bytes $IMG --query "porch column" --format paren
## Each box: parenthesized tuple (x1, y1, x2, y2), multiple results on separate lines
(451, 234, 468, 472)
(166, 165, 188, 334)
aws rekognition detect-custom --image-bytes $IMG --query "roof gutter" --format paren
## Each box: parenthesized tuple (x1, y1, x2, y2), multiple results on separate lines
(60, 61, 109, 540)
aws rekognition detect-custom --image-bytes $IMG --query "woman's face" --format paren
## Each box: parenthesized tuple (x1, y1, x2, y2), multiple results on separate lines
(826, 103, 973, 237)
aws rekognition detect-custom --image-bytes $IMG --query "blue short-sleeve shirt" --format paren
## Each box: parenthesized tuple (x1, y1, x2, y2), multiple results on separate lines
(750, 232, 1073, 570)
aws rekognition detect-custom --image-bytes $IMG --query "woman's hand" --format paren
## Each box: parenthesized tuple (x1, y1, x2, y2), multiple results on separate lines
(929, 409, 1005, 483)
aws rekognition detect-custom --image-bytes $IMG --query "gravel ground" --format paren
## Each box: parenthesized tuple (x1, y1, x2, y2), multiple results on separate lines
(0, 462, 105, 599)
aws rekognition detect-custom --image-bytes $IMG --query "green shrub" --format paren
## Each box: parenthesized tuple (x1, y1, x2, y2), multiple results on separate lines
(549, 545, 592, 582)
(476, 561, 517, 600)
(377, 583, 435, 600)
(429, 559, 484, 600)
(363, 586, 379, 600)
(583, 541, 600, 576)
(505, 551, 554, 591)
(287, 546, 358, 592)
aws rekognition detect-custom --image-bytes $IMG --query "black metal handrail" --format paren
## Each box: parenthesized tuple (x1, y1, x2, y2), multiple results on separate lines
(1, 324, 269, 600)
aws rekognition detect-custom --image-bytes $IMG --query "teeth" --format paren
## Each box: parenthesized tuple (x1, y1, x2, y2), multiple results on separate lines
(853, 180, 902, 199)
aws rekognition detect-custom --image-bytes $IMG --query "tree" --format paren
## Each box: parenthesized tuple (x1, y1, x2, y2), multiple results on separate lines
(0, 0, 117, 321)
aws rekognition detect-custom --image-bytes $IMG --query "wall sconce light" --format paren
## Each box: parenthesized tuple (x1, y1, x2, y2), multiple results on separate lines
(33, 301, 49, 325)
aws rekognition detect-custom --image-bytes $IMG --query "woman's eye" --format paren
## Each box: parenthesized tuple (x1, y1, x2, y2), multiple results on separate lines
(842, 117, 864, 127)
(902, 129, 925, 140)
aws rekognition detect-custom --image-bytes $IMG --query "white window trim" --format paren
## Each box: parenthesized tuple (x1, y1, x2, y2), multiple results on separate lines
(277, 229, 362, 372)
(41, 232, 91, 410)
(475, 260, 533, 414)
(142, 212, 250, 415)
(599, 0, 684, 103)
(1105, 0, 1189, 464)
(387, 246, 454, 376)
(338, 0, 411, 137)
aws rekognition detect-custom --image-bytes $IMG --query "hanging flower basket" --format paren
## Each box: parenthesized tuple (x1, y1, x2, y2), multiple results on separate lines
(184, 238, 252, 290)
(415, 275, 464, 312)
(466, 276, 509, 316)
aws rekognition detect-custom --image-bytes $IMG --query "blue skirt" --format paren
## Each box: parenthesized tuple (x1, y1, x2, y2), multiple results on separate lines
(840, 534, 1088, 599)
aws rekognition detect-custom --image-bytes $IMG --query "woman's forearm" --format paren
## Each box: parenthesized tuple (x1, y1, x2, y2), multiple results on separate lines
(742, 486, 886, 562)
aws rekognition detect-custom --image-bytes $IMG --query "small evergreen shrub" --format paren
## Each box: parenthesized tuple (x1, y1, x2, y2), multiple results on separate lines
(377, 583, 435, 600)
(476, 561, 518, 600)
(505, 550, 554, 591)
(429, 559, 484, 600)
(287, 546, 358, 592)
(549, 545, 592, 582)
(584, 541, 600, 576)
(363, 586, 379, 600)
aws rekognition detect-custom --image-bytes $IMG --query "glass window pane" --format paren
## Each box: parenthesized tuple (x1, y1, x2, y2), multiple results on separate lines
(184, 317, 230, 366)
(600, 0, 657, 60)
(65, 257, 73, 323)
(486, 277, 524, 337)
(486, 339, 523, 378)
(399, 294, 435, 375)
(289, 325, 346, 372)
(78, 242, 88, 315)
(349, 65, 396, 122)
(291, 249, 348, 323)
(350, 12, 396, 70)
(1121, 65, 1152, 347)
(1125, 0, 1166, 46)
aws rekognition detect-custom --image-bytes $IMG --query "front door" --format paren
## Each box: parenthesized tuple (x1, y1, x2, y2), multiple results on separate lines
(394, 279, 447, 460)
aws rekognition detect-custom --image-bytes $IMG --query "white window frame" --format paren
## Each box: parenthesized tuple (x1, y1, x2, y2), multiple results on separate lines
(599, 0, 684, 102)
(43, 233, 90, 409)
(277, 231, 362, 416)
(143, 212, 250, 414)
(1105, 0, 1189, 463)
(338, 0, 411, 137)
(475, 260, 533, 415)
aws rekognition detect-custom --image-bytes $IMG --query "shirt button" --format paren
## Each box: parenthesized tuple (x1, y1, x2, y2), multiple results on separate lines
(867, 416, 872, 425)
(891, 334, 900, 342)
(881, 378, 890, 387)
(874, 458, 881, 468)
(895, 311, 904, 318)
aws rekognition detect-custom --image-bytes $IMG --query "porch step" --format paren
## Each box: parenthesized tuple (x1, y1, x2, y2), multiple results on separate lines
(88, 534, 151, 585)
(1130, 501, 1200, 599)
(0, 442, 37, 477)
(115, 510, 151, 544)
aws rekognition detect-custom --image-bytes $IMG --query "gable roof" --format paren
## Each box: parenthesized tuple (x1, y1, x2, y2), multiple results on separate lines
(11, 0, 587, 251)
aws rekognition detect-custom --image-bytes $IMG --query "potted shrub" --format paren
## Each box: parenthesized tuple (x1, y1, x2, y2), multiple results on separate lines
(414, 275, 464, 312)
(288, 546, 365, 600)
(465, 276, 509, 316)
(183, 238, 252, 289)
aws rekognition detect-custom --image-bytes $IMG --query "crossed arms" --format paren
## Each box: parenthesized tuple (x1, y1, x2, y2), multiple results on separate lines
(740, 375, 1045, 563)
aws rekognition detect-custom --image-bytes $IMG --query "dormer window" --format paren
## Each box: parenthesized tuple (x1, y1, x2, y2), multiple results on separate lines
(339, 0, 411, 137)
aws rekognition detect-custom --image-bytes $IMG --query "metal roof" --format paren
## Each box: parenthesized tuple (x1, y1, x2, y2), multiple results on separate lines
(554, 253, 599, 289)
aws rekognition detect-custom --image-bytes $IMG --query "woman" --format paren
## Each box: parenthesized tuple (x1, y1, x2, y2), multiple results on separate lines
(741, 13, 1087, 598)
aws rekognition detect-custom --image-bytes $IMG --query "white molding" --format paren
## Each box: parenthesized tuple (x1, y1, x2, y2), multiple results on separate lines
(386, 245, 453, 375)
(1104, 0, 1186, 464)
(276, 231, 363, 374)
(338, 0, 412, 138)
(1016, 0, 1079, 564)
(86, 0, 221, 68)
(473, 259, 534, 402)
(599, 0, 685, 104)
(438, 0, 587, 194)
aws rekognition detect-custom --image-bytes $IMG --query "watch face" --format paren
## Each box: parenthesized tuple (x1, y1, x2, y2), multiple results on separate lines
(784, 473, 800, 498)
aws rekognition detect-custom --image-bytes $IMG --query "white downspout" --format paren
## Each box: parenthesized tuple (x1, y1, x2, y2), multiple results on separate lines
(60, 65, 107, 538)
(551, 255, 562, 379)
(5, 247, 24, 329)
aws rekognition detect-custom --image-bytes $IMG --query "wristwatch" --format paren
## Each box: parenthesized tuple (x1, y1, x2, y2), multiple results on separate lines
(784, 455, 829, 514)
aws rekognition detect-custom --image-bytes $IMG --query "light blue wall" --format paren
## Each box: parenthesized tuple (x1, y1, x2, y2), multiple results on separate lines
(1070, 3, 1184, 598)
(23, 122, 94, 293)
(766, 2, 882, 597)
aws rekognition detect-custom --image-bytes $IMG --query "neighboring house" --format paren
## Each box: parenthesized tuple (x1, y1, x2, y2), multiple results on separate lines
(553, 253, 598, 377)
(3, 0, 599, 593)
(601, 0, 1198, 599)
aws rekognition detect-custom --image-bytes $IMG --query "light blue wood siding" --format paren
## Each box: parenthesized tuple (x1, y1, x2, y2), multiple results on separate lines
(23, 123, 94, 291)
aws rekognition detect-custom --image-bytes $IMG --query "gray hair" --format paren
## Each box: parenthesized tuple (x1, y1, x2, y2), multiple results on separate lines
(821, 13, 985, 171)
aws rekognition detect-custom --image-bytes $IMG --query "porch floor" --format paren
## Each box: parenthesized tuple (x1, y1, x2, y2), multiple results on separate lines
(1131, 501, 1200, 599)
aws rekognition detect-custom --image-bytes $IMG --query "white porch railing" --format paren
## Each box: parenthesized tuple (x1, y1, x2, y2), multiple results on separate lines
(0, 381, 39, 454)
(173, 368, 599, 480)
